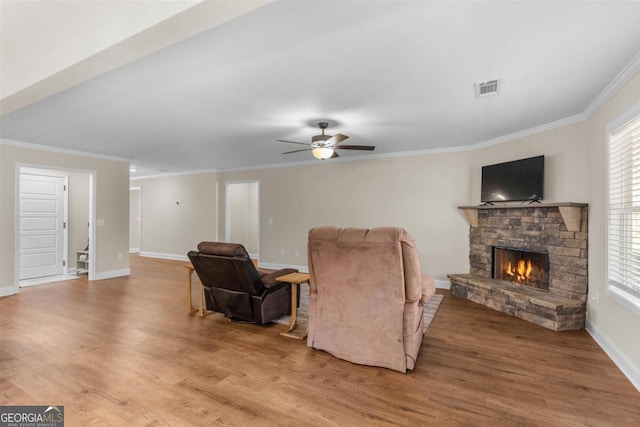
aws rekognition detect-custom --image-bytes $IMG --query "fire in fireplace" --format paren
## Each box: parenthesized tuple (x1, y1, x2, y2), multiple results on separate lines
(493, 247, 549, 290)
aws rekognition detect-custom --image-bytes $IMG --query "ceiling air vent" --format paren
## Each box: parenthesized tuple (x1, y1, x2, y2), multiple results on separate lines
(475, 79, 500, 98)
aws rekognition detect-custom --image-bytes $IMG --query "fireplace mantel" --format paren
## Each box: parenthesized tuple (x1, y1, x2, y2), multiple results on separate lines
(459, 202, 588, 232)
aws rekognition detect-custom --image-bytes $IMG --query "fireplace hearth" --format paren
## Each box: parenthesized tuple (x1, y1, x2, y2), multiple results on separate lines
(449, 203, 588, 331)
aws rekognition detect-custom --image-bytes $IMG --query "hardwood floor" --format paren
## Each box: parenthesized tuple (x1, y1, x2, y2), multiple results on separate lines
(1, 255, 638, 426)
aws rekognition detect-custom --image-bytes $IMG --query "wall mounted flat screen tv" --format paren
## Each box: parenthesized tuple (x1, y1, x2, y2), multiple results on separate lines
(481, 155, 544, 203)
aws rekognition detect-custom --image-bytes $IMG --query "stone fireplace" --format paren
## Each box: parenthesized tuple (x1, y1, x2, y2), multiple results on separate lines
(448, 203, 588, 331)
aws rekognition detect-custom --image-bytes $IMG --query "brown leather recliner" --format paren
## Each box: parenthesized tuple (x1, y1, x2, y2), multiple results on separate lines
(188, 242, 297, 324)
(307, 227, 436, 372)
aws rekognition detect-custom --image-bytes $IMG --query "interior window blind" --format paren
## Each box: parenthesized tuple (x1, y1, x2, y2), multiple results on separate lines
(608, 112, 640, 299)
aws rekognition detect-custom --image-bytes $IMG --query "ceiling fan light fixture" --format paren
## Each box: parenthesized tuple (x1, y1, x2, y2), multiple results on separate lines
(312, 147, 334, 160)
(278, 121, 374, 160)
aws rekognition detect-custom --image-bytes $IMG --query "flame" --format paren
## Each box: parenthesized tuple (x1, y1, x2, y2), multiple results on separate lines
(506, 258, 534, 283)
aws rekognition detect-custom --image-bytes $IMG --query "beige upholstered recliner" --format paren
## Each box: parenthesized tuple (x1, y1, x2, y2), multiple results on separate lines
(307, 226, 436, 373)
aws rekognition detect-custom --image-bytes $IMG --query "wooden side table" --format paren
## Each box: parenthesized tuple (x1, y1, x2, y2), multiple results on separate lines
(276, 272, 310, 339)
(184, 264, 207, 317)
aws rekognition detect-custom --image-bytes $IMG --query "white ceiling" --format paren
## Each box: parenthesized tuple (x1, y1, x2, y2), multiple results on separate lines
(1, 0, 639, 177)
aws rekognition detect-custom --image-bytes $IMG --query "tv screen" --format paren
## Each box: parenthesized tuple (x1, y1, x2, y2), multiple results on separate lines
(481, 155, 544, 203)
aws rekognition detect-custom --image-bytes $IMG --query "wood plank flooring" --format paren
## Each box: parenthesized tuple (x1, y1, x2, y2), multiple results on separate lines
(1, 255, 638, 426)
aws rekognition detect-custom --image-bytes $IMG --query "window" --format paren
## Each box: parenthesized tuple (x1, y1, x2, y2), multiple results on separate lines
(608, 101, 640, 313)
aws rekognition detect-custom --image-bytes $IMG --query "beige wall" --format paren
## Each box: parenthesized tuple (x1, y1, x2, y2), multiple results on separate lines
(132, 172, 219, 258)
(132, 152, 473, 279)
(469, 122, 590, 204)
(0, 143, 130, 292)
(68, 172, 90, 269)
(221, 151, 473, 278)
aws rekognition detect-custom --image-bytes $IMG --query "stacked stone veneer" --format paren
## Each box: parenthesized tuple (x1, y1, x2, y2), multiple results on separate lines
(449, 205, 588, 331)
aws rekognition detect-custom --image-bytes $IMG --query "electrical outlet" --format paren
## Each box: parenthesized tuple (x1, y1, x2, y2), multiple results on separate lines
(294, 250, 300, 257)
(117, 252, 123, 261)
(280, 249, 285, 256)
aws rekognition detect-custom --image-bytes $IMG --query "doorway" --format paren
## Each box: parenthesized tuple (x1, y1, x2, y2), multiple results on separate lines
(225, 181, 260, 259)
(16, 166, 94, 287)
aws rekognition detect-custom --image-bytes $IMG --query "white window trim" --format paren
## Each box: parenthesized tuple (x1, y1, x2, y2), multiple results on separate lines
(606, 99, 640, 316)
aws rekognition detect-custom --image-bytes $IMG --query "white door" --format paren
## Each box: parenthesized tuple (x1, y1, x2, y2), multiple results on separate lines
(19, 173, 66, 280)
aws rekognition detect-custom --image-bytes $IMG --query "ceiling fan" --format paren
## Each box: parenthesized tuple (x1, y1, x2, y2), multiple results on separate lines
(278, 122, 375, 160)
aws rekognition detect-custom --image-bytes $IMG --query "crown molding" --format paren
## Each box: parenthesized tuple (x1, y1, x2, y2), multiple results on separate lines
(469, 113, 587, 151)
(216, 115, 589, 174)
(583, 49, 640, 119)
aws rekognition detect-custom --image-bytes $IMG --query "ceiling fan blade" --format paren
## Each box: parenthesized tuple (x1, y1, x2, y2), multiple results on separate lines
(325, 133, 349, 146)
(282, 148, 311, 154)
(335, 145, 375, 151)
(277, 139, 310, 146)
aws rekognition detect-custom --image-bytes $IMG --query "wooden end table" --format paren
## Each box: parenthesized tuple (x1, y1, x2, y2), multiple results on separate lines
(184, 264, 208, 317)
(276, 272, 310, 339)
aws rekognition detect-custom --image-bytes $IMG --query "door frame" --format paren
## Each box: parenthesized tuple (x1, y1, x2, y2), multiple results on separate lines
(14, 163, 97, 289)
(224, 180, 260, 260)
(129, 187, 141, 253)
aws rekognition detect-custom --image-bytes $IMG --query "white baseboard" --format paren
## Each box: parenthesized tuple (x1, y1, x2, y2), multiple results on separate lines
(140, 251, 189, 262)
(94, 268, 131, 280)
(435, 279, 450, 290)
(0, 285, 18, 297)
(259, 262, 308, 273)
(586, 320, 640, 393)
(68, 267, 77, 275)
(20, 274, 79, 287)
(129, 248, 140, 253)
